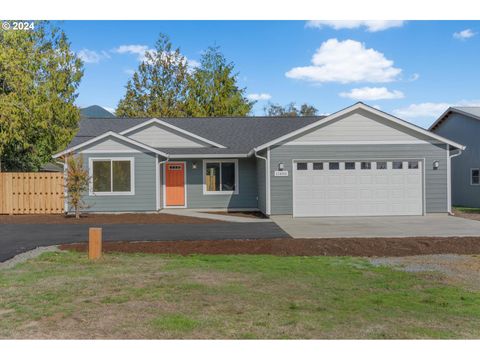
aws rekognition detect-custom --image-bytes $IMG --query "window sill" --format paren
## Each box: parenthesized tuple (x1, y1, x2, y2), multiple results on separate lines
(203, 191, 238, 196)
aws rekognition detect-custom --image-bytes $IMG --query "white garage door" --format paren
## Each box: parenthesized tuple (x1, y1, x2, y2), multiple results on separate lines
(293, 160, 423, 217)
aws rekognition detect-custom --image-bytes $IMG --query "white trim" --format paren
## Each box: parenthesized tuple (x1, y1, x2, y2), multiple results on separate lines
(63, 161, 68, 213)
(202, 159, 239, 195)
(88, 157, 135, 196)
(447, 148, 451, 213)
(470, 168, 480, 186)
(119, 118, 226, 149)
(163, 161, 187, 208)
(169, 153, 249, 159)
(283, 140, 439, 146)
(291, 157, 426, 217)
(266, 147, 271, 215)
(254, 103, 465, 152)
(81, 149, 141, 154)
(53, 131, 169, 158)
(155, 154, 160, 211)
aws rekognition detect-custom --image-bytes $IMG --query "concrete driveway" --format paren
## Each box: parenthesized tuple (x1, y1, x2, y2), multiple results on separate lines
(271, 215, 480, 238)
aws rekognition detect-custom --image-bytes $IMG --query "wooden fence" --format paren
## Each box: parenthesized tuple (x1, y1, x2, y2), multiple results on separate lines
(0, 172, 64, 214)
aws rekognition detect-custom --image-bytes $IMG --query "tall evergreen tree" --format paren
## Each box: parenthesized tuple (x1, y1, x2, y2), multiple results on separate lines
(0, 21, 83, 171)
(116, 34, 190, 117)
(186, 46, 254, 116)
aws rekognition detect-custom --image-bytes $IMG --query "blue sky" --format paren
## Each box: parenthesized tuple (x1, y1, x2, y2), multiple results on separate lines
(60, 20, 480, 128)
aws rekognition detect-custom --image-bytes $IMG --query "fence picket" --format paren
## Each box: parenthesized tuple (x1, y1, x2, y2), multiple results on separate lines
(0, 173, 64, 214)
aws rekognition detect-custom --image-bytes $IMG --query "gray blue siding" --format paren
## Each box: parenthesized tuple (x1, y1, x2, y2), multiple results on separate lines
(269, 143, 448, 215)
(175, 158, 258, 209)
(433, 113, 480, 207)
(78, 152, 157, 212)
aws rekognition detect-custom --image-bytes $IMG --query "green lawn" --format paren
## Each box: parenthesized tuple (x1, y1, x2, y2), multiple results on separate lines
(0, 251, 479, 339)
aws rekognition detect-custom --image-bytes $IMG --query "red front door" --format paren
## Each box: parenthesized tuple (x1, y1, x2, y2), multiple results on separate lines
(165, 162, 185, 206)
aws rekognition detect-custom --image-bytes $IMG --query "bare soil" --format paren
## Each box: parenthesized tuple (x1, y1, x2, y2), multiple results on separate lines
(60, 236, 480, 257)
(0, 213, 219, 224)
(205, 211, 268, 219)
(453, 209, 480, 222)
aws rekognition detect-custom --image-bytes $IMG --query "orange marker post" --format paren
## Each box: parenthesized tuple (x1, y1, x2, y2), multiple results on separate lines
(88, 227, 102, 260)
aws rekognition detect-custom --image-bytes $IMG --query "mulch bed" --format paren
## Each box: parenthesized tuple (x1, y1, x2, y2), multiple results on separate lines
(0, 213, 220, 225)
(60, 237, 480, 257)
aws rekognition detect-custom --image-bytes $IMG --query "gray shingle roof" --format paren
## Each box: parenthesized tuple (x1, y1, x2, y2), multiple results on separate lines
(452, 106, 480, 119)
(68, 116, 325, 154)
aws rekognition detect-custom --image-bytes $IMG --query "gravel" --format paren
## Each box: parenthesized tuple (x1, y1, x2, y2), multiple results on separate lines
(0, 246, 60, 269)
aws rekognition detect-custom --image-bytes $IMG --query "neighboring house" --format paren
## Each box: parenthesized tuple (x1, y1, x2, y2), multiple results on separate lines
(54, 103, 464, 217)
(80, 105, 115, 118)
(430, 107, 480, 208)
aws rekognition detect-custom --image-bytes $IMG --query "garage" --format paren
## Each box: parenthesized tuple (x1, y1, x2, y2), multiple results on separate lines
(293, 160, 424, 217)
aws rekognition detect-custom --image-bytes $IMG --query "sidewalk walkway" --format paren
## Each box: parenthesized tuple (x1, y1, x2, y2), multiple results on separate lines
(160, 209, 272, 223)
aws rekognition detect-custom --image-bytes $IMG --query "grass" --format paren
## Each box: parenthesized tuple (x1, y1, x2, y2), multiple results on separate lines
(0, 251, 479, 339)
(454, 206, 480, 214)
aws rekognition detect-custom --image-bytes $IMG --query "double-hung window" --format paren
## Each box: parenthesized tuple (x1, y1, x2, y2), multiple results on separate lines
(204, 160, 238, 194)
(90, 158, 134, 195)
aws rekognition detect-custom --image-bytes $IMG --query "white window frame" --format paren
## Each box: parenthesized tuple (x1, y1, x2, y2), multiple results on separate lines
(202, 159, 239, 195)
(471, 168, 480, 186)
(89, 157, 135, 196)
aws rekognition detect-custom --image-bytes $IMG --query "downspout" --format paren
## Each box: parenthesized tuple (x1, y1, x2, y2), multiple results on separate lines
(254, 148, 270, 216)
(157, 154, 169, 210)
(448, 148, 463, 215)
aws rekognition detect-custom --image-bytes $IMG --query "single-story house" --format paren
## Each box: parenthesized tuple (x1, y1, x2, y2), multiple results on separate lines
(54, 102, 465, 217)
(430, 106, 479, 208)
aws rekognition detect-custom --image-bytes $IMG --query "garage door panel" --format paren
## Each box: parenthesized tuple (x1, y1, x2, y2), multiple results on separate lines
(294, 160, 423, 217)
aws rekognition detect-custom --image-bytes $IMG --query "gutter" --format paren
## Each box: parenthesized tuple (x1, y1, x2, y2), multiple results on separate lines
(254, 148, 270, 215)
(157, 154, 170, 211)
(448, 148, 463, 215)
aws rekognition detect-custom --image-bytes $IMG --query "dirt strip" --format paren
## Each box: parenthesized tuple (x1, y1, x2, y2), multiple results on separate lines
(60, 237, 480, 257)
(0, 213, 220, 224)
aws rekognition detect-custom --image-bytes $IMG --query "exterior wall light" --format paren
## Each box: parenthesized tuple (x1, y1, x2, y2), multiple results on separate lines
(278, 163, 285, 171)
(433, 161, 439, 170)
(192, 161, 198, 169)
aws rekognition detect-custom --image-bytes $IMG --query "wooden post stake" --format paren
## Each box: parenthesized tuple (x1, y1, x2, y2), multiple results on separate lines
(88, 227, 102, 260)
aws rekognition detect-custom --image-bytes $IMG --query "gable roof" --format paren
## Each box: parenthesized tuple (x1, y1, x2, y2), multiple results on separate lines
(119, 118, 227, 148)
(54, 131, 169, 158)
(60, 103, 465, 158)
(66, 115, 323, 154)
(429, 106, 480, 131)
(253, 103, 465, 152)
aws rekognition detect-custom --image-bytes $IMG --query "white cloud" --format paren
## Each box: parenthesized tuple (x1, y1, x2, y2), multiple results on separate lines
(188, 59, 201, 68)
(285, 39, 401, 84)
(77, 49, 110, 64)
(340, 87, 404, 101)
(247, 93, 272, 101)
(453, 29, 476, 40)
(306, 20, 404, 32)
(114, 44, 153, 62)
(393, 100, 480, 120)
